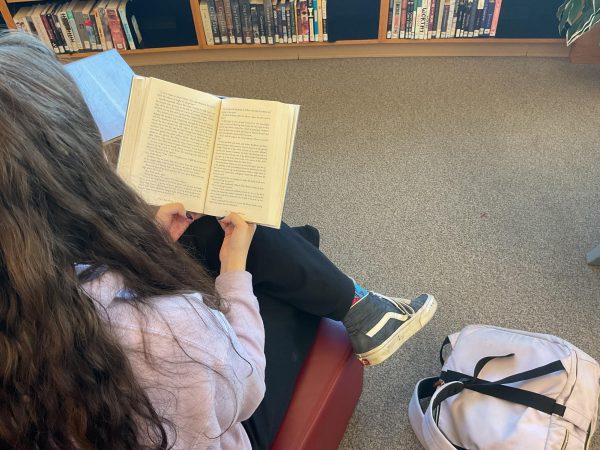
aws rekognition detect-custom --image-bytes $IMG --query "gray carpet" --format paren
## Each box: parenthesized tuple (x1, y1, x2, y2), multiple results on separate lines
(137, 57, 600, 449)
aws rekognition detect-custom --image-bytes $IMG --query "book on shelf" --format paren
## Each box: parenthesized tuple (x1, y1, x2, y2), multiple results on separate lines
(64, 49, 135, 143)
(118, 77, 299, 228)
(385, 0, 502, 39)
(13, 0, 143, 54)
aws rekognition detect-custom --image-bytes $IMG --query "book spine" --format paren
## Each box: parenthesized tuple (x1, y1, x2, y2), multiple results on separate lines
(449, 0, 459, 37)
(307, 0, 314, 41)
(290, 1, 297, 42)
(287, 2, 294, 41)
(45, 13, 67, 53)
(321, 0, 327, 41)
(223, 0, 236, 43)
(468, 0, 477, 37)
(276, 2, 284, 43)
(54, 11, 78, 53)
(436, 0, 446, 37)
(73, 10, 91, 50)
(300, 0, 309, 42)
(405, 0, 413, 39)
(489, 0, 501, 37)
(419, 0, 428, 40)
(240, 0, 253, 43)
(29, 10, 52, 50)
(200, 1, 215, 45)
(399, 0, 408, 38)
(250, 6, 260, 43)
(429, 0, 437, 39)
(206, 0, 222, 44)
(411, 0, 419, 38)
(67, 10, 84, 51)
(391, 0, 401, 39)
(118, 4, 136, 49)
(257, 4, 267, 43)
(263, 0, 274, 43)
(281, 2, 288, 43)
(317, 0, 323, 41)
(456, 0, 465, 37)
(106, 8, 127, 50)
(272, 1, 279, 43)
(482, 0, 493, 35)
(89, 9, 103, 49)
(440, 0, 449, 37)
(386, 0, 394, 38)
(49, 12, 67, 53)
(313, 0, 319, 41)
(473, 0, 483, 37)
(230, 0, 243, 43)
(215, 0, 230, 43)
(39, 12, 58, 53)
(99, 7, 114, 48)
(478, 0, 488, 36)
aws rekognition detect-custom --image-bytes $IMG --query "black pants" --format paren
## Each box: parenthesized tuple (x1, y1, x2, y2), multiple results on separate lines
(180, 217, 355, 450)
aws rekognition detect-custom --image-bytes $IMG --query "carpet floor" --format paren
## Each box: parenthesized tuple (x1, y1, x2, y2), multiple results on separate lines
(137, 56, 600, 449)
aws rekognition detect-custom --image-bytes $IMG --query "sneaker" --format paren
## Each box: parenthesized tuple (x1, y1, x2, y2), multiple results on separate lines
(342, 292, 437, 366)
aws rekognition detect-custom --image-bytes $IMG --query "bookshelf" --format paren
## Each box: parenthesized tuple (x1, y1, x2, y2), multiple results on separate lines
(0, 0, 575, 66)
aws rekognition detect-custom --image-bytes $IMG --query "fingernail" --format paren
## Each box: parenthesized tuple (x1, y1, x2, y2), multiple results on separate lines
(186, 212, 194, 221)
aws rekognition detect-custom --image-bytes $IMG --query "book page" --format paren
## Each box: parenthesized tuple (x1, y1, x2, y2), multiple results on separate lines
(118, 77, 221, 212)
(204, 98, 293, 226)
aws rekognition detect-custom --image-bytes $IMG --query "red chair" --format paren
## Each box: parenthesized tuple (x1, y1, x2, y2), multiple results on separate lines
(270, 318, 364, 450)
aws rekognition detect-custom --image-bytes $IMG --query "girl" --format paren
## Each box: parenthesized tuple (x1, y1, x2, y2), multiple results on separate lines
(0, 31, 435, 449)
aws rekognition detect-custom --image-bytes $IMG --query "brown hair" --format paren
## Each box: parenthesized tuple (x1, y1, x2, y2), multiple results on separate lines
(0, 31, 225, 449)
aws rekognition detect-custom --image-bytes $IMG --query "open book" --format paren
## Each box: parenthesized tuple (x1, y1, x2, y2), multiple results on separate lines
(117, 76, 299, 228)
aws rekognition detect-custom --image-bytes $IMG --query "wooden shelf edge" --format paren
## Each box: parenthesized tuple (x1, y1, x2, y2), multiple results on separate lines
(53, 39, 568, 66)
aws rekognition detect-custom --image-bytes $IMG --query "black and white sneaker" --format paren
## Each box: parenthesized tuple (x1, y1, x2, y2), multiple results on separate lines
(342, 292, 437, 366)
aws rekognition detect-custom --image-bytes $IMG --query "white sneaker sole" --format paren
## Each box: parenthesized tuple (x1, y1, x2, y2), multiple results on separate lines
(356, 295, 437, 366)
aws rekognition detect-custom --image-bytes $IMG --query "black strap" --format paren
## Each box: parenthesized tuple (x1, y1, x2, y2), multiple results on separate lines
(437, 359, 567, 417)
(439, 336, 451, 366)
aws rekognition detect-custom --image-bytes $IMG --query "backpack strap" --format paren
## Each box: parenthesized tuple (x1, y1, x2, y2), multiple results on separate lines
(438, 358, 567, 416)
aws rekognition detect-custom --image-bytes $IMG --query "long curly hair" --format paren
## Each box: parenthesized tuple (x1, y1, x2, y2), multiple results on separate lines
(0, 31, 225, 449)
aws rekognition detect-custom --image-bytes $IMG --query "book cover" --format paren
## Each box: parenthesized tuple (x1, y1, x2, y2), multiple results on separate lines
(479, 0, 488, 36)
(40, 6, 61, 53)
(72, 1, 91, 50)
(456, 0, 466, 37)
(29, 5, 54, 51)
(440, 0, 449, 37)
(99, 0, 115, 49)
(82, 0, 102, 50)
(206, 0, 222, 44)
(473, 0, 484, 37)
(289, 1, 297, 43)
(298, 0, 309, 42)
(386, 0, 394, 38)
(436, 0, 447, 37)
(449, 0, 459, 37)
(49, 5, 68, 53)
(64, 50, 135, 143)
(405, 0, 414, 39)
(272, 0, 280, 43)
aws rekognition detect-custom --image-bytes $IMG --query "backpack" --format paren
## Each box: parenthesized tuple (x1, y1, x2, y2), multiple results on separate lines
(408, 325, 600, 450)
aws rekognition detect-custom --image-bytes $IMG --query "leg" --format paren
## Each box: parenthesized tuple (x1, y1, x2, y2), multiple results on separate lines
(241, 293, 321, 450)
(180, 216, 354, 320)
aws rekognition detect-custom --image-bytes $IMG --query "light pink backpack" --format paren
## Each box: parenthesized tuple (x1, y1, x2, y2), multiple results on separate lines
(409, 325, 600, 449)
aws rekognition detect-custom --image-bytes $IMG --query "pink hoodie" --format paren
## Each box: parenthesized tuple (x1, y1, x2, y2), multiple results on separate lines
(81, 270, 265, 449)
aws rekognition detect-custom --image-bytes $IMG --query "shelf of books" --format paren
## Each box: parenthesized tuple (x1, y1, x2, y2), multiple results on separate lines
(0, 0, 569, 66)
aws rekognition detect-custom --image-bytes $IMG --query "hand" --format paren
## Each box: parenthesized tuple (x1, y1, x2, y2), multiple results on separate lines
(218, 213, 257, 273)
(155, 203, 202, 241)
